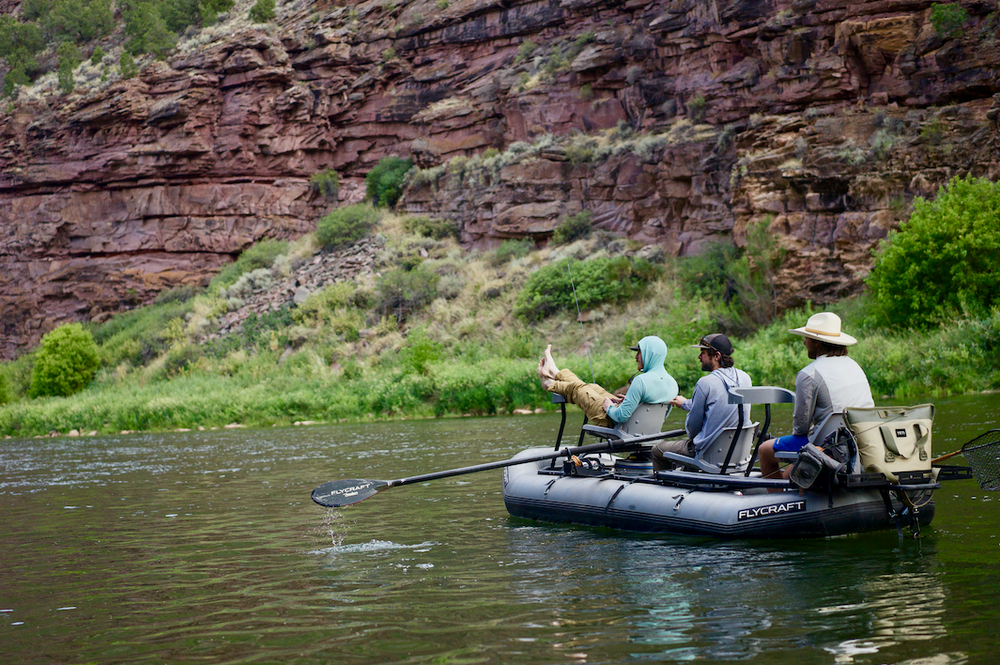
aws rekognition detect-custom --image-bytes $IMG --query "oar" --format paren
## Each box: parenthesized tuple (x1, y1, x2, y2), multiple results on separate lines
(311, 428, 685, 507)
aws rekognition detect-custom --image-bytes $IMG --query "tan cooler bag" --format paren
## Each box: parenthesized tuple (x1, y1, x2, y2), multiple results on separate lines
(844, 404, 934, 482)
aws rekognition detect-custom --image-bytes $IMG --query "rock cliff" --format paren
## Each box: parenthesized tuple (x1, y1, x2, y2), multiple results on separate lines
(2, 0, 999, 358)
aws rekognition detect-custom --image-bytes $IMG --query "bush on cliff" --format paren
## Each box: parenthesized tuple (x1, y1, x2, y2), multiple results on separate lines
(29, 323, 101, 398)
(366, 156, 413, 208)
(866, 174, 1000, 328)
(514, 256, 660, 322)
(315, 204, 379, 249)
(209, 238, 289, 292)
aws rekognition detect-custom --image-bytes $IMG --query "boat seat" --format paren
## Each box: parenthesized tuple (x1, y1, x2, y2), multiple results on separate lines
(581, 402, 672, 441)
(657, 422, 760, 475)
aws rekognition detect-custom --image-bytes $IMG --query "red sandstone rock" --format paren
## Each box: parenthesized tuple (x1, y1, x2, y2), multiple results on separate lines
(2, 1, 1000, 358)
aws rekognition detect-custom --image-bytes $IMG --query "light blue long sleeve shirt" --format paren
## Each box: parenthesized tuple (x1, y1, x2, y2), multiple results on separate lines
(605, 336, 679, 423)
(678, 367, 753, 452)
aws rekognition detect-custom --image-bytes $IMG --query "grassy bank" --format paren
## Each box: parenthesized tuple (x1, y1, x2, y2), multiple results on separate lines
(3, 208, 1000, 439)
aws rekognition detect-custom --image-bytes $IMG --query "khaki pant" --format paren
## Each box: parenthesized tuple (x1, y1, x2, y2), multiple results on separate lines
(652, 438, 694, 472)
(548, 369, 616, 429)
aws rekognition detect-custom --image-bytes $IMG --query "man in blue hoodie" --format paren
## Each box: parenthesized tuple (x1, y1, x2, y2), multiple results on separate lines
(538, 336, 678, 429)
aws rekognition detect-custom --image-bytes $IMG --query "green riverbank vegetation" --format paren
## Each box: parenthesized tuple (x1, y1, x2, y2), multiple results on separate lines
(3, 174, 1000, 438)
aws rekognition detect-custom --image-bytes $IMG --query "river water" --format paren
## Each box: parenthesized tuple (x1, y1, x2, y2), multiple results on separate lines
(2, 393, 999, 664)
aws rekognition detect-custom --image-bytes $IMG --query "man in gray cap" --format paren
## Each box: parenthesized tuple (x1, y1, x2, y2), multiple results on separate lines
(652, 333, 753, 471)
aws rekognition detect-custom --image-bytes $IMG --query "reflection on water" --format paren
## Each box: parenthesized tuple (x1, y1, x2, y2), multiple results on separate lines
(2, 395, 1000, 663)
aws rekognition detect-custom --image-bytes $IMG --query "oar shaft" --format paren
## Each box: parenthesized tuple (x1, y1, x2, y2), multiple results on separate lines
(390, 429, 684, 488)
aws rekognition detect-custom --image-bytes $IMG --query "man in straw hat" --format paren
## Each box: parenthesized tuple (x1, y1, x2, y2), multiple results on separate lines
(538, 336, 678, 429)
(758, 312, 874, 487)
(652, 333, 753, 471)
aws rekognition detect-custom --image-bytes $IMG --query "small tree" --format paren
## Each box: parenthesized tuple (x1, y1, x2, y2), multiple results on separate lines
(120, 51, 139, 79)
(57, 41, 81, 94)
(29, 323, 101, 398)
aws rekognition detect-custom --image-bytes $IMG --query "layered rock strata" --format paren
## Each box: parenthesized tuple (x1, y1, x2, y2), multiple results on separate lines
(2, 0, 1000, 357)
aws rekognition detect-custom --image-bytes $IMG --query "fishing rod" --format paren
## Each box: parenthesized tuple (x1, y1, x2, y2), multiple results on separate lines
(567, 261, 596, 382)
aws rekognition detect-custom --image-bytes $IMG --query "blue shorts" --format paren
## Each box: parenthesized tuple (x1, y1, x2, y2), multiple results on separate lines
(773, 434, 809, 453)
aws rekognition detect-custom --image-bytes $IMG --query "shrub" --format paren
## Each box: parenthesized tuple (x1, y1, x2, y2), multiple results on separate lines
(867, 174, 1000, 327)
(91, 44, 105, 64)
(551, 211, 592, 244)
(400, 326, 442, 375)
(402, 215, 458, 240)
(315, 203, 379, 249)
(930, 3, 968, 39)
(309, 168, 340, 200)
(515, 39, 536, 64)
(248, 0, 275, 23)
(490, 238, 533, 266)
(688, 93, 707, 122)
(365, 156, 413, 208)
(514, 256, 660, 321)
(375, 267, 440, 322)
(209, 238, 289, 292)
(29, 323, 101, 398)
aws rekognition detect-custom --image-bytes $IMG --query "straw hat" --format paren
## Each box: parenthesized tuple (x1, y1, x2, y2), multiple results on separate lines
(789, 312, 857, 346)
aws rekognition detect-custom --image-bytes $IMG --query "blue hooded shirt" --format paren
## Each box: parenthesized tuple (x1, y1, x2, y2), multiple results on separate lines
(605, 336, 679, 423)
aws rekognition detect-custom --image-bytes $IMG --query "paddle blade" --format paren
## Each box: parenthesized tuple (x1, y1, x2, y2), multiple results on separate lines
(311, 479, 388, 507)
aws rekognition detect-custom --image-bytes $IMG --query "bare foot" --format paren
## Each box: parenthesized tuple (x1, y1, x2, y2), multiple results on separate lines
(537, 357, 554, 390)
(542, 344, 560, 377)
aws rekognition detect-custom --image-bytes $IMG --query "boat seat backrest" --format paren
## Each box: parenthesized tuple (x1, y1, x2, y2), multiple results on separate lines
(657, 422, 759, 474)
(808, 412, 847, 448)
(582, 402, 671, 440)
(620, 402, 671, 437)
(698, 423, 759, 470)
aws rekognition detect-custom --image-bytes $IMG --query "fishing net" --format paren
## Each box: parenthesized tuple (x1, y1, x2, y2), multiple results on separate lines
(962, 430, 1000, 492)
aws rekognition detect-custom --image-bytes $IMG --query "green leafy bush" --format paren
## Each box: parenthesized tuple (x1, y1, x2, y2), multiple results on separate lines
(315, 203, 379, 249)
(365, 156, 413, 208)
(249, 0, 275, 23)
(867, 175, 1000, 327)
(209, 238, 289, 292)
(515, 257, 660, 321)
(29, 323, 101, 398)
(400, 326, 442, 375)
(551, 211, 592, 244)
(375, 267, 440, 323)
(930, 3, 969, 39)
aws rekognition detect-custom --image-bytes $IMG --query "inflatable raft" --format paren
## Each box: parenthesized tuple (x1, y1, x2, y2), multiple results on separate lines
(500, 387, 977, 539)
(502, 449, 935, 539)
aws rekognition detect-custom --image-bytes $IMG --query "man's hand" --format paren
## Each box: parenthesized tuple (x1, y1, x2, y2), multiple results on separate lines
(669, 395, 686, 407)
